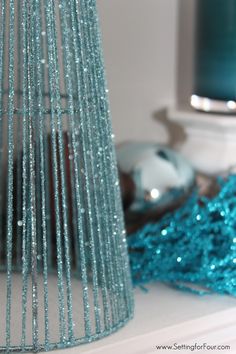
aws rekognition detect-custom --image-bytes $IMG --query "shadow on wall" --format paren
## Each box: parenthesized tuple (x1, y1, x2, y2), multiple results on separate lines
(152, 0, 196, 147)
(152, 108, 186, 148)
(176, 0, 196, 105)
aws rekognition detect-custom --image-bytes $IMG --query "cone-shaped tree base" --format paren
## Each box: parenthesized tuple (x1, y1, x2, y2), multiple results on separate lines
(0, 0, 134, 351)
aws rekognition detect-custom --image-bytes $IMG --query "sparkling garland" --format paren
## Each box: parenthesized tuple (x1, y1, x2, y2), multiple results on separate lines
(128, 174, 236, 296)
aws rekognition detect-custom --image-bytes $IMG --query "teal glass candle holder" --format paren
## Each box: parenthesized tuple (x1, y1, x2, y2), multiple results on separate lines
(0, 0, 134, 352)
(191, 0, 236, 113)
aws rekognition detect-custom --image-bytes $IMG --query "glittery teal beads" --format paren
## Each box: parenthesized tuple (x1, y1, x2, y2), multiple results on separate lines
(0, 0, 133, 352)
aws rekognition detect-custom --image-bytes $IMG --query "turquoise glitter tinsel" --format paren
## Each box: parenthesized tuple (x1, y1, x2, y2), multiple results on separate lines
(0, 0, 133, 352)
(128, 175, 236, 296)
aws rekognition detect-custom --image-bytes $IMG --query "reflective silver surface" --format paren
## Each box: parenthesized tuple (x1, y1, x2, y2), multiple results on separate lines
(117, 142, 195, 213)
(191, 95, 236, 114)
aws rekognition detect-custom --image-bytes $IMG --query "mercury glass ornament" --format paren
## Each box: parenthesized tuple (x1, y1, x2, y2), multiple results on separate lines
(117, 142, 195, 232)
(0, 0, 133, 352)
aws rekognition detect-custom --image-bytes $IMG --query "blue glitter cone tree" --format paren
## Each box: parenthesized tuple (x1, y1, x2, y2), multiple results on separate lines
(0, 0, 133, 352)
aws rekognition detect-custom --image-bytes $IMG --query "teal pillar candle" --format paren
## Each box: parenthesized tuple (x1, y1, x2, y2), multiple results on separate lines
(194, 0, 236, 101)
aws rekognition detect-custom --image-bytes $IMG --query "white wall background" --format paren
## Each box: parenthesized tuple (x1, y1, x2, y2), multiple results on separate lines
(97, 0, 195, 144)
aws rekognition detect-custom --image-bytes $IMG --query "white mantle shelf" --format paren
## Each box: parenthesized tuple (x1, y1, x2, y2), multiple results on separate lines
(60, 284, 236, 354)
